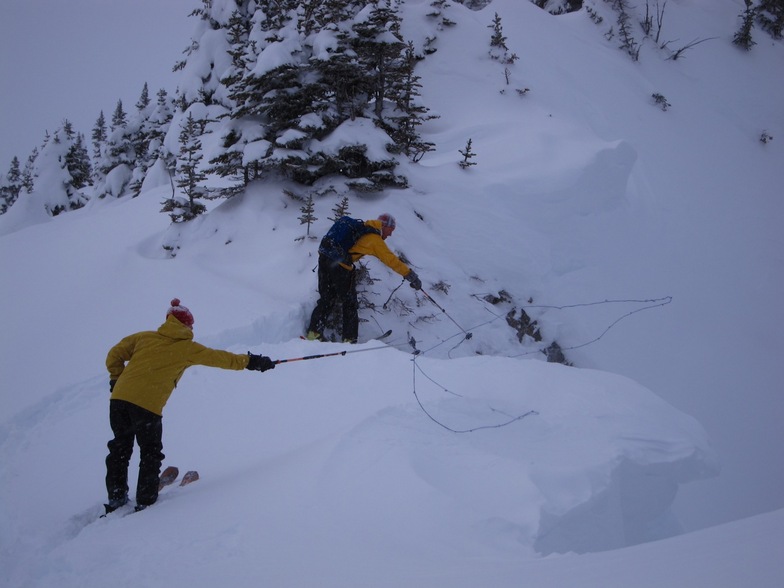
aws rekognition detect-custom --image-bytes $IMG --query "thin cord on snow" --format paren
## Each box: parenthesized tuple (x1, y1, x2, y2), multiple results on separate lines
(507, 296, 673, 358)
(403, 295, 672, 433)
(411, 353, 539, 433)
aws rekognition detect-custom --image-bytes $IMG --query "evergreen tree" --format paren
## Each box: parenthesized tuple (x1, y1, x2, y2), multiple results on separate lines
(383, 42, 436, 161)
(207, 4, 280, 195)
(489, 12, 508, 56)
(0, 157, 22, 214)
(143, 88, 176, 171)
(757, 0, 784, 39)
(221, 9, 253, 89)
(136, 82, 151, 112)
(22, 148, 38, 194)
(298, 194, 318, 237)
(488, 12, 519, 63)
(352, 1, 407, 120)
(126, 83, 161, 195)
(206, 0, 430, 193)
(734, 0, 758, 50)
(459, 138, 477, 168)
(62, 119, 76, 141)
(30, 126, 90, 215)
(94, 99, 135, 197)
(329, 195, 350, 221)
(208, 128, 255, 197)
(258, 0, 300, 33)
(311, 25, 367, 123)
(65, 133, 93, 189)
(111, 100, 128, 132)
(162, 112, 208, 222)
(92, 111, 107, 161)
(300, 0, 360, 34)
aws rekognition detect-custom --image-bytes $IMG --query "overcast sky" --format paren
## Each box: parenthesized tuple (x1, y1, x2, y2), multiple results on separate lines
(0, 0, 197, 169)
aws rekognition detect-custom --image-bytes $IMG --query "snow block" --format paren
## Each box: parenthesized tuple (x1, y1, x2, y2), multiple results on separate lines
(318, 356, 719, 555)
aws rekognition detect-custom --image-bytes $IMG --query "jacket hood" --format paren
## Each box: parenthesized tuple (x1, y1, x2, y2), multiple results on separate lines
(158, 314, 195, 341)
(366, 219, 382, 231)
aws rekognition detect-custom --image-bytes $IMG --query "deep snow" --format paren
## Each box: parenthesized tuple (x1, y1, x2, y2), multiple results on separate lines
(1, 0, 783, 586)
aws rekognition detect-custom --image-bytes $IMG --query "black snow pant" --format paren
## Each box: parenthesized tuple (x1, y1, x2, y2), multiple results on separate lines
(105, 399, 165, 507)
(307, 254, 359, 341)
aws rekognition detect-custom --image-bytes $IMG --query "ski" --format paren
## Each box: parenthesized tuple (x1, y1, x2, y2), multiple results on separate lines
(94, 466, 197, 521)
(159, 465, 200, 489)
(180, 470, 199, 486)
(158, 465, 179, 490)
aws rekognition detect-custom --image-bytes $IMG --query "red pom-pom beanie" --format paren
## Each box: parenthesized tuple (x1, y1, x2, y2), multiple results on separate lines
(166, 298, 194, 328)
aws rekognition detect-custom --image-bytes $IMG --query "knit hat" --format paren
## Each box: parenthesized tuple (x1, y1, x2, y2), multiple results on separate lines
(166, 298, 194, 328)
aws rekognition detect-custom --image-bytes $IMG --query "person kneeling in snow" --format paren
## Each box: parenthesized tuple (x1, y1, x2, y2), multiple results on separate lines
(104, 298, 275, 514)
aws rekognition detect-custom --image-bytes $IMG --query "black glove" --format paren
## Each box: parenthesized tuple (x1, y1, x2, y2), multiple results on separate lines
(110, 379, 117, 393)
(405, 270, 422, 290)
(247, 353, 275, 372)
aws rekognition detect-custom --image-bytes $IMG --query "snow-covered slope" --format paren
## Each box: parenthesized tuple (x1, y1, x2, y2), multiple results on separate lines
(1, 0, 782, 585)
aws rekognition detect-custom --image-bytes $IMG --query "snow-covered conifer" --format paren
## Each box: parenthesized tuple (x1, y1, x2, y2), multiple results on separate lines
(757, 0, 783, 39)
(143, 88, 176, 172)
(94, 100, 136, 197)
(383, 42, 436, 161)
(135, 82, 151, 112)
(110, 100, 128, 132)
(352, 2, 407, 120)
(91, 111, 107, 162)
(734, 0, 758, 50)
(21, 148, 38, 194)
(65, 133, 93, 189)
(0, 157, 22, 214)
(24, 125, 90, 215)
(488, 12, 518, 64)
(161, 112, 208, 222)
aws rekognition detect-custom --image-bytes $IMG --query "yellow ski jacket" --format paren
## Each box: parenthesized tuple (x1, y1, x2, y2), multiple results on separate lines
(344, 219, 411, 276)
(106, 315, 249, 415)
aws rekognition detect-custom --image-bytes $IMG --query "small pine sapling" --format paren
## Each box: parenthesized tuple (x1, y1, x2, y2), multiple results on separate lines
(330, 196, 351, 221)
(298, 194, 318, 240)
(488, 12, 518, 64)
(458, 138, 477, 169)
(651, 92, 671, 111)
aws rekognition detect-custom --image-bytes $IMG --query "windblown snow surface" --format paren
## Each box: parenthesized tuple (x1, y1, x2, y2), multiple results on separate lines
(1, 1, 782, 586)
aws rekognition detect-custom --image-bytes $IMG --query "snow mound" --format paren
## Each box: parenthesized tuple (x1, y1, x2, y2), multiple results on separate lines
(318, 353, 718, 554)
(0, 340, 717, 587)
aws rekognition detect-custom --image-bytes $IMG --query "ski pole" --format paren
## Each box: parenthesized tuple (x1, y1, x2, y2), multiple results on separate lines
(274, 342, 407, 365)
(421, 289, 473, 339)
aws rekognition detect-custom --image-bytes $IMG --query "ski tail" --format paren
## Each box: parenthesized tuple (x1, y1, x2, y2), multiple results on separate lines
(180, 471, 199, 486)
(158, 465, 179, 490)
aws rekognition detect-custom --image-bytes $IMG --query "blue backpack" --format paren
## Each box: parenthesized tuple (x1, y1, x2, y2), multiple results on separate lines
(319, 216, 380, 265)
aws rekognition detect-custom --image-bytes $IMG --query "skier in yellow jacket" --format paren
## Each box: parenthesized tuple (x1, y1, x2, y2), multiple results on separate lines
(306, 213, 422, 343)
(104, 298, 275, 513)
